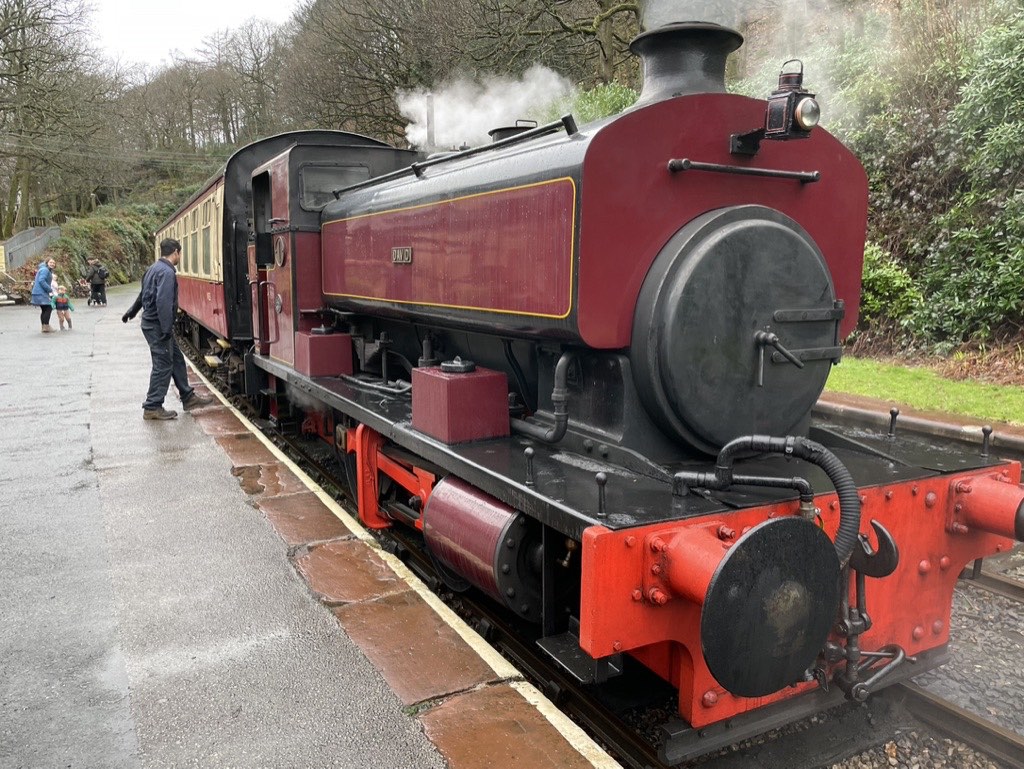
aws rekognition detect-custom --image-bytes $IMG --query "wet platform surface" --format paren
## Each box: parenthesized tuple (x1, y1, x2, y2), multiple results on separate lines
(0, 287, 613, 769)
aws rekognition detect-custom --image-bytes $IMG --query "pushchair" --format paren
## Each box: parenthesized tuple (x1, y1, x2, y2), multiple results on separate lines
(86, 282, 107, 306)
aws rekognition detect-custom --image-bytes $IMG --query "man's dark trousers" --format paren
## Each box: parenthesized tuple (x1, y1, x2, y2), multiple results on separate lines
(141, 322, 193, 409)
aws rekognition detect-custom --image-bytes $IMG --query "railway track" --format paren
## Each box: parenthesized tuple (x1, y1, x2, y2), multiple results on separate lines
(184, 344, 1023, 768)
(813, 397, 1024, 464)
(896, 683, 1024, 769)
(960, 565, 1024, 602)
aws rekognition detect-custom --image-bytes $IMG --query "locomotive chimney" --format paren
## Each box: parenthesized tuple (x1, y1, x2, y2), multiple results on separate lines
(630, 21, 743, 106)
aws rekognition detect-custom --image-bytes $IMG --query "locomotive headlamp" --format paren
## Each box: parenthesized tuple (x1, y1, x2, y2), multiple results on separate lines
(794, 96, 820, 130)
(764, 60, 818, 140)
(730, 59, 820, 155)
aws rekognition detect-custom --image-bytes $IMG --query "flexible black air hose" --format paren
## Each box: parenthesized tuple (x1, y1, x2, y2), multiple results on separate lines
(720, 436, 860, 564)
(677, 435, 861, 565)
(794, 439, 861, 564)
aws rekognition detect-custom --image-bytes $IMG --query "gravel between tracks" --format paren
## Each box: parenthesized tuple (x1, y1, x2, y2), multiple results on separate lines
(998, 546, 1024, 580)
(829, 730, 1005, 769)
(913, 587, 1024, 736)
(827, 574, 1023, 769)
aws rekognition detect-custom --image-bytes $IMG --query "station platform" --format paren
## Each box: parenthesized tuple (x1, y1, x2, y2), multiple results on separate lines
(0, 285, 618, 769)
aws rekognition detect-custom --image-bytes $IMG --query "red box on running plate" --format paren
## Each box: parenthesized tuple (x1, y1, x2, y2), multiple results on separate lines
(294, 332, 353, 378)
(412, 365, 509, 444)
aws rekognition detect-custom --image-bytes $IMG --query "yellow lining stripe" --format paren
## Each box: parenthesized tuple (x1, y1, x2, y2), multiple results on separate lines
(322, 177, 577, 320)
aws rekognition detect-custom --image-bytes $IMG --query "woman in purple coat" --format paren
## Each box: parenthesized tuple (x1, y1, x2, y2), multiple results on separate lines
(31, 258, 57, 333)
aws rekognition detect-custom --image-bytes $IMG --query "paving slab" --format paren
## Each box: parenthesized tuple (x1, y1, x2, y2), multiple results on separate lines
(334, 590, 500, 706)
(215, 432, 279, 467)
(258, 491, 353, 545)
(294, 540, 408, 605)
(191, 405, 249, 436)
(419, 683, 597, 769)
(231, 461, 309, 496)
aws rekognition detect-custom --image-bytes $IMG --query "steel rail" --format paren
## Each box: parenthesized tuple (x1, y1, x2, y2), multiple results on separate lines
(897, 682, 1024, 769)
(813, 398, 1024, 464)
(963, 569, 1024, 603)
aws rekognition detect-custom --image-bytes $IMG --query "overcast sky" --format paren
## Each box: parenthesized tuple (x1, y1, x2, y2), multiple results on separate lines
(92, 0, 301, 68)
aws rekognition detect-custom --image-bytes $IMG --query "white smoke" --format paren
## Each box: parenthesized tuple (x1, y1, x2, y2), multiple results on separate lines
(397, 65, 575, 151)
(638, 0, 870, 129)
(640, 0, 745, 29)
(639, 0, 845, 39)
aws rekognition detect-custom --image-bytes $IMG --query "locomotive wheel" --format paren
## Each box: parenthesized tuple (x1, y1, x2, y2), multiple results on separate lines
(632, 205, 838, 454)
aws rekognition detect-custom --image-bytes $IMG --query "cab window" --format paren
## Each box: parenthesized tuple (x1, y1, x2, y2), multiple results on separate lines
(299, 164, 370, 210)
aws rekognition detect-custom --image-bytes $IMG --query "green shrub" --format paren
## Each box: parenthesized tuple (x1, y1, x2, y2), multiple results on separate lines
(571, 82, 638, 123)
(910, 191, 1024, 341)
(542, 82, 639, 124)
(41, 207, 165, 286)
(904, 3, 1024, 343)
(859, 242, 922, 330)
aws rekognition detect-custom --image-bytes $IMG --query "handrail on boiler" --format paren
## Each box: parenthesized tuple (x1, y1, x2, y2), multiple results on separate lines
(330, 114, 579, 199)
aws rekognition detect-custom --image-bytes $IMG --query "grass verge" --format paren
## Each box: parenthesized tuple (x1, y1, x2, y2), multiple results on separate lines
(826, 356, 1024, 425)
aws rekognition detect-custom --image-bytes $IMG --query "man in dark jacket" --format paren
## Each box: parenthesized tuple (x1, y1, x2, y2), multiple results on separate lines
(139, 238, 212, 420)
(85, 258, 108, 306)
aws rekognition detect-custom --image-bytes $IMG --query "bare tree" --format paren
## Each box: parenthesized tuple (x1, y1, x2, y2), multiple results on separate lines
(225, 19, 285, 141)
(281, 0, 479, 140)
(0, 0, 115, 234)
(200, 29, 243, 144)
(470, 0, 641, 86)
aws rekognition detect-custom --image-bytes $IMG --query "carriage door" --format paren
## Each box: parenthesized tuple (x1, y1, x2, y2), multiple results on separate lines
(251, 159, 295, 366)
(250, 172, 272, 356)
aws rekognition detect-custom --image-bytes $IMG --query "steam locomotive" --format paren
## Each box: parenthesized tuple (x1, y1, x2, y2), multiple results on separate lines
(158, 22, 1024, 763)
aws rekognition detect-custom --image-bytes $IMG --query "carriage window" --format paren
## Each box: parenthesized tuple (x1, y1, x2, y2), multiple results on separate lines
(191, 232, 198, 274)
(299, 165, 370, 210)
(202, 226, 211, 274)
(182, 234, 190, 273)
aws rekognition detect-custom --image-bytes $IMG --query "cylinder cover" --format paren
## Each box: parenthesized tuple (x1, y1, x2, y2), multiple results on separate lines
(632, 205, 838, 453)
(421, 477, 541, 622)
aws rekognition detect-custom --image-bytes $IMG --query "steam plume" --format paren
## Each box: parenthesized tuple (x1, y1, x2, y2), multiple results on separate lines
(397, 65, 574, 151)
(640, 0, 744, 29)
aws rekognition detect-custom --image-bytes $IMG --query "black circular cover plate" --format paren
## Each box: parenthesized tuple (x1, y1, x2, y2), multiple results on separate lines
(701, 517, 840, 698)
(631, 205, 836, 453)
